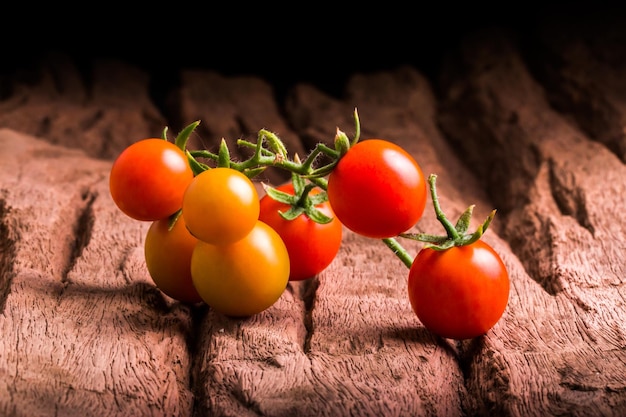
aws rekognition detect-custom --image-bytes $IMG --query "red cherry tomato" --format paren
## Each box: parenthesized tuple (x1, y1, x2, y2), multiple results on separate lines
(407, 239, 509, 340)
(327, 139, 427, 239)
(144, 215, 202, 304)
(110, 139, 194, 221)
(259, 182, 343, 281)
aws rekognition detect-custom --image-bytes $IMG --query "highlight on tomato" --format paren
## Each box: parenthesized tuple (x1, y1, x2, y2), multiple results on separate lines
(144, 213, 202, 304)
(401, 174, 510, 340)
(109, 138, 194, 221)
(182, 167, 260, 245)
(190, 220, 290, 317)
(259, 176, 343, 281)
(327, 138, 427, 239)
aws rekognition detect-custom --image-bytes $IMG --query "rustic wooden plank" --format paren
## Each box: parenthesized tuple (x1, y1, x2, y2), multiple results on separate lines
(184, 66, 507, 416)
(0, 53, 166, 160)
(173, 72, 445, 416)
(0, 20, 624, 416)
(0, 129, 194, 416)
(290, 67, 523, 417)
(437, 28, 626, 416)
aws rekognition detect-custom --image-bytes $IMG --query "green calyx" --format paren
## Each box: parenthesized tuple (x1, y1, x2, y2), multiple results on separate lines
(263, 173, 333, 224)
(400, 174, 496, 251)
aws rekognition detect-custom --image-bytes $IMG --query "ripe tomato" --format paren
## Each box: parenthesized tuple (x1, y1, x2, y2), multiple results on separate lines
(190, 220, 290, 317)
(182, 167, 260, 245)
(144, 214, 203, 304)
(109, 139, 194, 221)
(258, 182, 343, 281)
(327, 139, 427, 239)
(407, 239, 509, 340)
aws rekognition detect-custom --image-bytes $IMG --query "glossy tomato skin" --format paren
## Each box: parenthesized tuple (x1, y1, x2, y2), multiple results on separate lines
(327, 139, 427, 239)
(110, 139, 194, 221)
(258, 183, 343, 281)
(407, 240, 509, 340)
(144, 215, 203, 304)
(190, 220, 290, 317)
(182, 167, 260, 245)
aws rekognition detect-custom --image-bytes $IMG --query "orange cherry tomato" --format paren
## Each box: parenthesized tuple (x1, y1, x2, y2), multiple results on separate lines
(191, 220, 290, 317)
(144, 215, 202, 304)
(182, 167, 260, 245)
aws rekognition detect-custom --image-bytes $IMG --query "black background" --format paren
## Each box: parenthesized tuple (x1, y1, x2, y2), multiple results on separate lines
(2, 2, 622, 97)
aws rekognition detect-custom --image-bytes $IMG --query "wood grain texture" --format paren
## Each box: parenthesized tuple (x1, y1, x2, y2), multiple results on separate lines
(436, 27, 626, 417)
(0, 130, 194, 416)
(0, 17, 625, 417)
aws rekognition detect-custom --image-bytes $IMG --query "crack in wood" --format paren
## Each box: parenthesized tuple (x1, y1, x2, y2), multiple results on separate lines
(547, 159, 596, 237)
(301, 277, 319, 355)
(0, 197, 17, 313)
(59, 188, 96, 288)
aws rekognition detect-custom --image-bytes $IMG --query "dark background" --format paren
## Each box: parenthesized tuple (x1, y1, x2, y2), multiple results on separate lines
(2, 3, 622, 97)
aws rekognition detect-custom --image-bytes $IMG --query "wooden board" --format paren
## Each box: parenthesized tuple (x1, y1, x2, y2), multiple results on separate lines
(0, 16, 625, 417)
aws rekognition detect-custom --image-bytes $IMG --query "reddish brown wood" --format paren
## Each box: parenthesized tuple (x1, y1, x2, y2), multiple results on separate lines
(0, 17, 625, 417)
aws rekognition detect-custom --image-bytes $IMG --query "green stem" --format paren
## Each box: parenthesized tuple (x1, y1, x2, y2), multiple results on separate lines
(309, 176, 328, 190)
(297, 183, 317, 207)
(428, 174, 459, 240)
(383, 238, 413, 269)
(176, 117, 417, 269)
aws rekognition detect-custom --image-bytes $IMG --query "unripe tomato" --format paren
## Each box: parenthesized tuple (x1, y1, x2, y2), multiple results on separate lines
(259, 182, 343, 281)
(408, 240, 509, 340)
(144, 215, 202, 304)
(110, 139, 194, 221)
(327, 139, 427, 239)
(182, 168, 260, 245)
(190, 220, 290, 317)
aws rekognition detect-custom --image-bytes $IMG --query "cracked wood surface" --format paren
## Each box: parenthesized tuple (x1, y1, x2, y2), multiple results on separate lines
(0, 17, 625, 417)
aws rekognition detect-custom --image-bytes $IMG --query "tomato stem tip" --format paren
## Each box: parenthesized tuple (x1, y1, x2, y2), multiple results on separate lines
(399, 174, 497, 251)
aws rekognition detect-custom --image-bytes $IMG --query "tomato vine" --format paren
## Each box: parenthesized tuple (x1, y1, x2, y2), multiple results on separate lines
(164, 109, 423, 268)
(111, 107, 510, 337)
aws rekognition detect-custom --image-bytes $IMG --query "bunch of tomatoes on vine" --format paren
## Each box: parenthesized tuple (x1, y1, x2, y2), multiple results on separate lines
(109, 109, 510, 340)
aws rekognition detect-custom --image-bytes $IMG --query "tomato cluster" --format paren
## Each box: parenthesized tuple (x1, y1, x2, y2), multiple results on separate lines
(109, 111, 510, 340)
(110, 144, 292, 316)
(183, 168, 290, 317)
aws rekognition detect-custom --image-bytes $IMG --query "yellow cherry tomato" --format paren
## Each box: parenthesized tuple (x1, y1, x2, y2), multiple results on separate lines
(182, 167, 260, 245)
(190, 221, 290, 317)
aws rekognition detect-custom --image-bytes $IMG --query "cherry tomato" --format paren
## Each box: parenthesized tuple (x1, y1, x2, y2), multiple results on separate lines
(407, 239, 509, 340)
(258, 182, 343, 281)
(190, 220, 290, 317)
(109, 139, 194, 221)
(182, 167, 260, 245)
(327, 139, 427, 239)
(144, 214, 203, 304)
